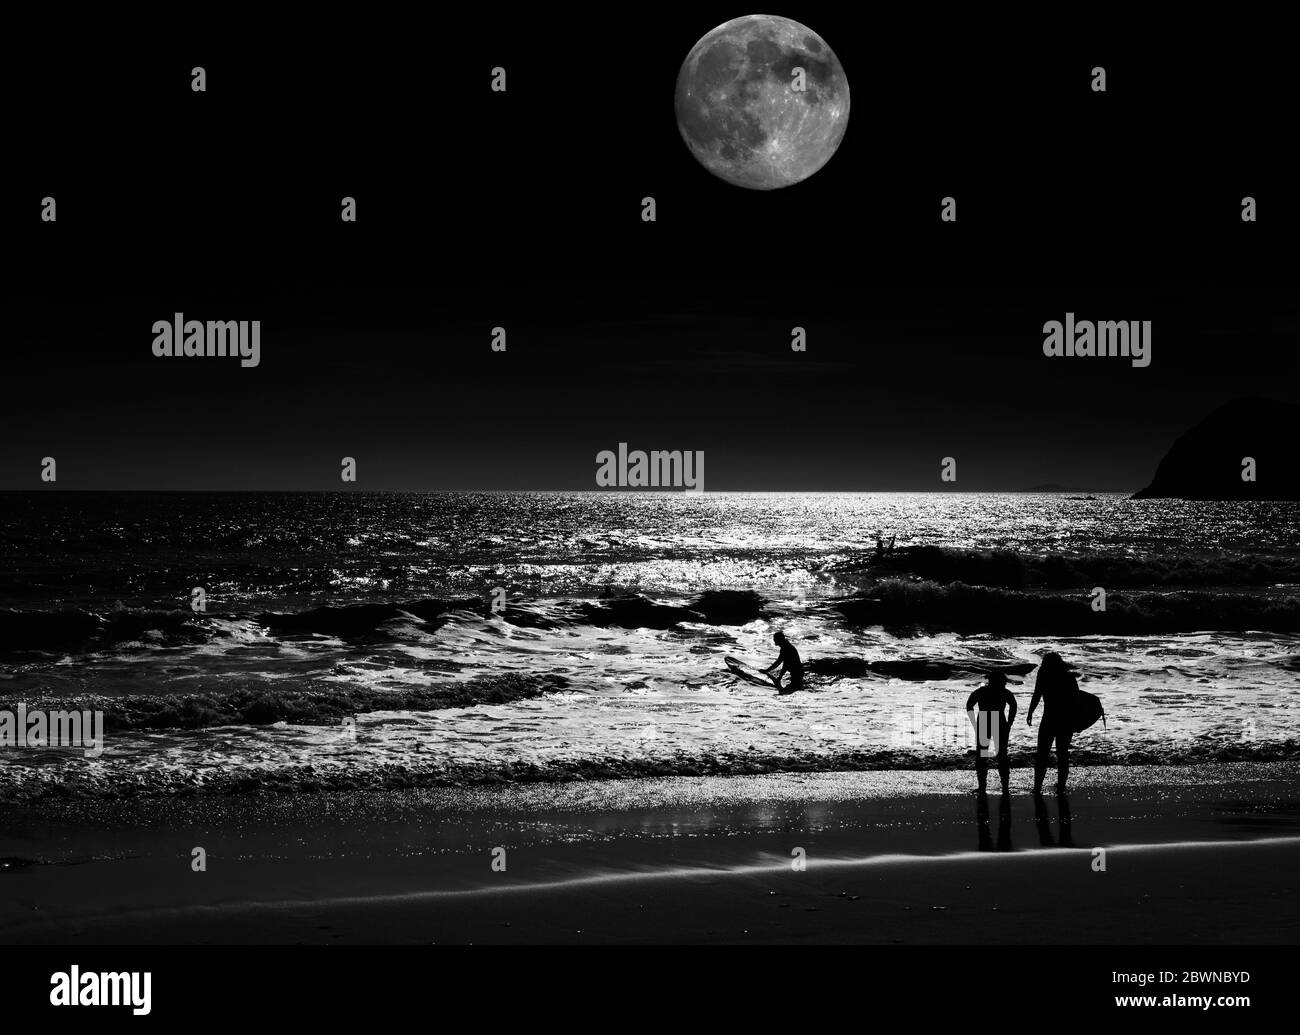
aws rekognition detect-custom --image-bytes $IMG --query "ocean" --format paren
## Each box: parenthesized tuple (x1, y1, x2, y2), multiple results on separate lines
(2, 491, 1298, 801)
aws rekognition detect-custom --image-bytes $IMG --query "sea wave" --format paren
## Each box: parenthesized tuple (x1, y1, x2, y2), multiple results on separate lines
(0, 673, 568, 732)
(0, 590, 769, 658)
(4, 738, 1299, 806)
(5, 576, 1299, 665)
(0, 607, 212, 655)
(830, 544, 1300, 590)
(833, 579, 1300, 635)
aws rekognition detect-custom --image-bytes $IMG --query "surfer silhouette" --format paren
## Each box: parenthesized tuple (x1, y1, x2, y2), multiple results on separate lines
(966, 670, 1018, 795)
(761, 631, 804, 695)
(1028, 651, 1079, 795)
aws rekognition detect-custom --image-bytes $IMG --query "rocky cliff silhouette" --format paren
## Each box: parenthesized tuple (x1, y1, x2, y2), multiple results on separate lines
(1132, 398, 1300, 499)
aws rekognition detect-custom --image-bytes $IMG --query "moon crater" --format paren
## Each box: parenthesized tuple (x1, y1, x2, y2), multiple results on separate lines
(675, 15, 850, 190)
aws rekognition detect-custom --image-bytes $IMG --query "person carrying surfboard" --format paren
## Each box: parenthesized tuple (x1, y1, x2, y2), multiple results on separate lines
(760, 631, 804, 695)
(1028, 651, 1081, 795)
(966, 670, 1018, 796)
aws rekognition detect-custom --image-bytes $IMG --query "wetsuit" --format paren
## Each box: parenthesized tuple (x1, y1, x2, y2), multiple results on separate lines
(966, 684, 1017, 793)
(771, 642, 804, 694)
(1030, 667, 1078, 792)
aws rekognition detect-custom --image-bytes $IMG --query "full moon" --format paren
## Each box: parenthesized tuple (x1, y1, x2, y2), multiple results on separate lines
(675, 14, 849, 190)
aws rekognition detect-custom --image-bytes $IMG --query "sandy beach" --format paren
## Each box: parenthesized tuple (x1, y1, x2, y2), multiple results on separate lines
(4, 763, 1298, 944)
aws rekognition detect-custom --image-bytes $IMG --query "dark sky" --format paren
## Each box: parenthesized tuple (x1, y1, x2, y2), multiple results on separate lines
(5, 14, 1296, 491)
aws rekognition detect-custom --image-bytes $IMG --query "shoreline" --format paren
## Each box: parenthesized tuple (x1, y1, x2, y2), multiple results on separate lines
(4, 763, 1299, 944)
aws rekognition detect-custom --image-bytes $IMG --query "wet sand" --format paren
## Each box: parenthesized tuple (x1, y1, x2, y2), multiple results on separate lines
(3, 764, 1299, 943)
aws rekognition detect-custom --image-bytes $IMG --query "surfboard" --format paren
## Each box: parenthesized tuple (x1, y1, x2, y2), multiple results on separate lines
(1072, 690, 1106, 733)
(725, 655, 777, 689)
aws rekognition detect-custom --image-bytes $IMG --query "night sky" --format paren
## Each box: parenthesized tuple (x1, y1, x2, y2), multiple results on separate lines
(5, 14, 1296, 491)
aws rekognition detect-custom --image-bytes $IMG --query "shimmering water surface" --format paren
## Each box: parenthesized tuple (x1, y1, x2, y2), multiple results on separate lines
(2, 492, 1298, 799)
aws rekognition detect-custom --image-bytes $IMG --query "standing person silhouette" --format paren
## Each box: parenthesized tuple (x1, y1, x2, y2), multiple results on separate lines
(1028, 651, 1079, 795)
(760, 631, 804, 695)
(966, 670, 1018, 796)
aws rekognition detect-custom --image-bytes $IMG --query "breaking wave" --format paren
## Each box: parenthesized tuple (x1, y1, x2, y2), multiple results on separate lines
(0, 673, 568, 733)
(5, 739, 1300, 806)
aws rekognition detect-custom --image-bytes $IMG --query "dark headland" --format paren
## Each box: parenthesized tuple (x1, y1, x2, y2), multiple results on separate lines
(1132, 398, 1300, 500)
